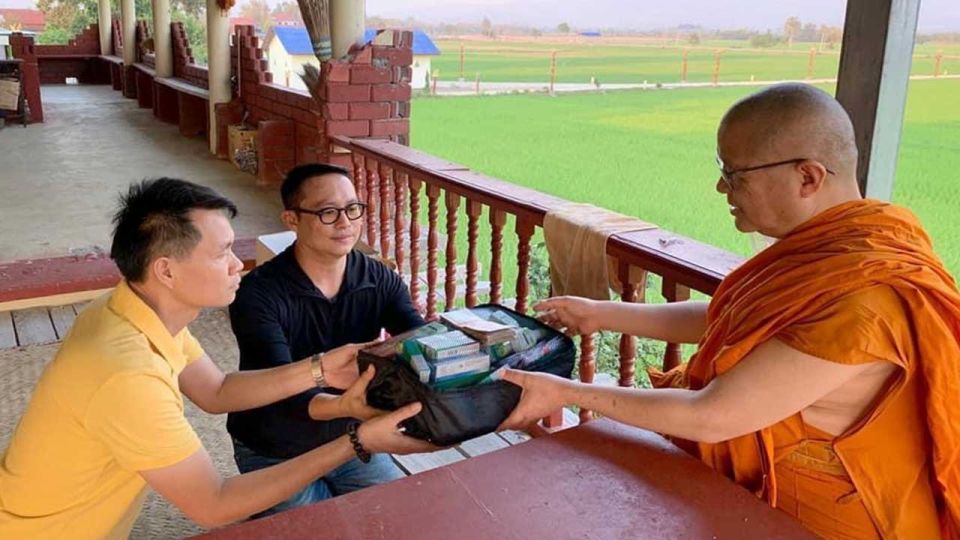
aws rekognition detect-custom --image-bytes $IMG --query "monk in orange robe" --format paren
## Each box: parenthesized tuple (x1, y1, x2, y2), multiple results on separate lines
(499, 83, 960, 539)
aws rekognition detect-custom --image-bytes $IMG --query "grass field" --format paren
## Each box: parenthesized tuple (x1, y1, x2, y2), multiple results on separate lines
(409, 79, 960, 279)
(430, 38, 960, 84)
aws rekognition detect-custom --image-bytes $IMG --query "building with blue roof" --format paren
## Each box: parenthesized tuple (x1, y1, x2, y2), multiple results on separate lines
(265, 27, 441, 91)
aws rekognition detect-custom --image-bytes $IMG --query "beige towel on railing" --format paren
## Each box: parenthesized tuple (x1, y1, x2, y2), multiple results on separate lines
(543, 203, 656, 300)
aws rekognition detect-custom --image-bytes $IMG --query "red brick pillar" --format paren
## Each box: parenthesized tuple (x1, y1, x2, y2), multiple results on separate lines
(171, 22, 195, 80)
(123, 66, 138, 98)
(226, 27, 413, 184)
(109, 19, 124, 92)
(111, 18, 123, 56)
(215, 99, 245, 158)
(319, 29, 414, 169)
(9, 33, 44, 123)
(256, 119, 296, 184)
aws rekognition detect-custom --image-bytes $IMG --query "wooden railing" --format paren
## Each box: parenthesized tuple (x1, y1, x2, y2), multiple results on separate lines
(332, 136, 745, 425)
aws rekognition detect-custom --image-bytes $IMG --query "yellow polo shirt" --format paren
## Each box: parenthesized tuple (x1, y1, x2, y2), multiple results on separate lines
(0, 281, 205, 539)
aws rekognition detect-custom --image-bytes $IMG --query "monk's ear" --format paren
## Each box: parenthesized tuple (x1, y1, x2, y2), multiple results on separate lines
(797, 159, 829, 198)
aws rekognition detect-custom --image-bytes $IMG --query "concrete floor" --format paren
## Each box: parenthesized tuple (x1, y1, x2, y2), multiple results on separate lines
(0, 85, 284, 263)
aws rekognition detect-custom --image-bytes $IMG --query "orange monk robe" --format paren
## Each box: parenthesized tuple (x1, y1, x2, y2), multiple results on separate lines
(651, 200, 960, 539)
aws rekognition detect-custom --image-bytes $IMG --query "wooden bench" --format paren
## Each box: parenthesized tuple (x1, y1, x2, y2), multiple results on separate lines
(155, 76, 209, 138)
(132, 63, 155, 109)
(99, 54, 124, 91)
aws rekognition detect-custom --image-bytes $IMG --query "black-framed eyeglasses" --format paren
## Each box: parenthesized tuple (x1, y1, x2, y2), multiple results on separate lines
(716, 155, 835, 190)
(290, 202, 367, 225)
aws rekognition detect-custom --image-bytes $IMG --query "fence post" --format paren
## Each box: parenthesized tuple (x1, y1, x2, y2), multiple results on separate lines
(459, 42, 465, 80)
(712, 49, 722, 86)
(681, 49, 689, 82)
(549, 50, 557, 95)
(806, 47, 817, 79)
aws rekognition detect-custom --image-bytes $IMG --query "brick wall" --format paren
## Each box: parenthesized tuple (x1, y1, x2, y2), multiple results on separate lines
(8, 33, 44, 122)
(135, 20, 150, 64)
(112, 19, 122, 58)
(28, 24, 109, 85)
(228, 25, 413, 185)
(172, 22, 209, 88)
(34, 24, 101, 56)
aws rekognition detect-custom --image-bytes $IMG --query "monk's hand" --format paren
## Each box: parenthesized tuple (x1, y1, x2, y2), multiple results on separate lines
(533, 296, 601, 337)
(357, 402, 441, 455)
(320, 339, 383, 389)
(337, 365, 388, 421)
(497, 368, 573, 431)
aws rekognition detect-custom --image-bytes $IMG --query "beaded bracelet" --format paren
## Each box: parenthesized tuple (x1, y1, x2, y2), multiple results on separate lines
(347, 421, 371, 463)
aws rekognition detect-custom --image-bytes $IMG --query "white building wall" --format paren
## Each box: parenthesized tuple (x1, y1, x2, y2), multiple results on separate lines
(267, 38, 435, 92)
(412, 56, 431, 89)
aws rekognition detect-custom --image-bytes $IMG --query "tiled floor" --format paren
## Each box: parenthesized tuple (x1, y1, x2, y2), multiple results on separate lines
(0, 85, 284, 264)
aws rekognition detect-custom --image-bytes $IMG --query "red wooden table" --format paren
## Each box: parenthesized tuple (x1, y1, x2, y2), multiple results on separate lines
(194, 419, 816, 539)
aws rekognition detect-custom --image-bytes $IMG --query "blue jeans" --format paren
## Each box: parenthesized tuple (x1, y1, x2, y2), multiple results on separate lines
(233, 438, 405, 519)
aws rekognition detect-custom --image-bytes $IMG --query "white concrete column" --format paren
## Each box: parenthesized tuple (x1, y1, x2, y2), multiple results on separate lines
(206, 1, 231, 153)
(152, 0, 172, 77)
(120, 0, 136, 66)
(330, 0, 365, 60)
(97, 0, 111, 55)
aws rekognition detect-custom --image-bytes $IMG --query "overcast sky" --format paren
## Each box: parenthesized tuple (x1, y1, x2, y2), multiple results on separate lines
(1, 0, 957, 32)
(365, 0, 959, 33)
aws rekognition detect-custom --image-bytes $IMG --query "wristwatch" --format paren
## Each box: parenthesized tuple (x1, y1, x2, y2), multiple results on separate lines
(310, 353, 327, 388)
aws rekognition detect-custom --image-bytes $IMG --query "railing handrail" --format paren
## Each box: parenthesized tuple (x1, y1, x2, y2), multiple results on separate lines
(332, 135, 744, 295)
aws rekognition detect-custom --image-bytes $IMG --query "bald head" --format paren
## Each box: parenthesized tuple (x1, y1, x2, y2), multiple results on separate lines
(719, 83, 859, 179)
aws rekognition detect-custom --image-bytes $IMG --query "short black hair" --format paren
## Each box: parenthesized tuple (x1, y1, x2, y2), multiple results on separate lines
(110, 178, 238, 283)
(280, 163, 352, 209)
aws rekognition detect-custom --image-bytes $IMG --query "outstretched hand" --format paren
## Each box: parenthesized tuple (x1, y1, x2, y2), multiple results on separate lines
(497, 368, 573, 431)
(338, 365, 388, 421)
(357, 402, 440, 455)
(320, 339, 383, 389)
(533, 296, 602, 337)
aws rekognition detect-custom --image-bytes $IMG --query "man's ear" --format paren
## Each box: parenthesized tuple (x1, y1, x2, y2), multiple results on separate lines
(797, 159, 829, 198)
(151, 256, 176, 289)
(280, 209, 299, 232)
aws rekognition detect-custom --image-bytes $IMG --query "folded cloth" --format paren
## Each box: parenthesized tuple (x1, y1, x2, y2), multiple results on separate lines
(543, 203, 655, 300)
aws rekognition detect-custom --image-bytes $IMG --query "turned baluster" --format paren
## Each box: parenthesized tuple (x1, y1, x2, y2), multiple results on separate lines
(378, 162, 392, 258)
(618, 261, 646, 387)
(394, 172, 407, 276)
(661, 277, 691, 371)
(352, 154, 366, 237)
(425, 185, 441, 320)
(351, 153, 365, 196)
(489, 209, 506, 305)
(408, 177, 423, 312)
(514, 217, 535, 314)
(465, 201, 482, 308)
(364, 157, 379, 249)
(579, 333, 597, 423)
(444, 192, 461, 312)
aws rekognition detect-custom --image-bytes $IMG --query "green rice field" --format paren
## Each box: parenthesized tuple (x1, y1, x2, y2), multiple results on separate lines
(430, 39, 960, 84)
(409, 78, 960, 277)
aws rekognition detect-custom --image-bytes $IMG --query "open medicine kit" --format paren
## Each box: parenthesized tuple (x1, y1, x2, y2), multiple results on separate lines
(359, 304, 575, 446)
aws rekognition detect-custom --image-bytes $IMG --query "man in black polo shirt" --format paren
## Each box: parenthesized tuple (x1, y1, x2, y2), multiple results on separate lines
(227, 163, 425, 517)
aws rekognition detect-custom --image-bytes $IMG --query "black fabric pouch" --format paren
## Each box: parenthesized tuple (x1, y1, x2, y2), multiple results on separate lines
(358, 304, 575, 446)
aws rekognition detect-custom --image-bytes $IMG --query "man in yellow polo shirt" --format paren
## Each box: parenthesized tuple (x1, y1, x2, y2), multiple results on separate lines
(0, 178, 433, 539)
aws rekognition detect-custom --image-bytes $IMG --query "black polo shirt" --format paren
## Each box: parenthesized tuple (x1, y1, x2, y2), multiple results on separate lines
(226, 244, 425, 459)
